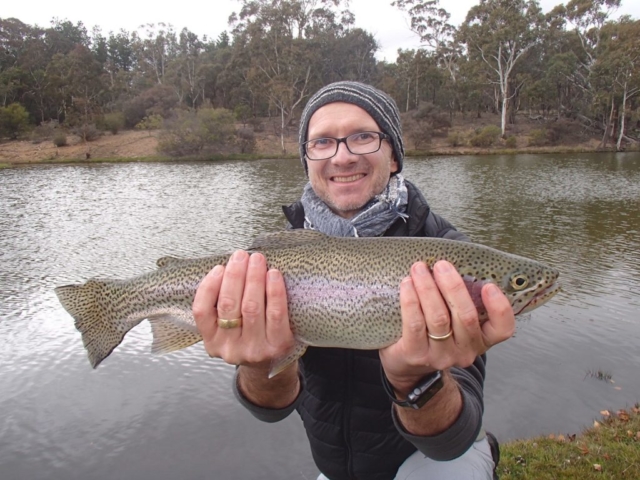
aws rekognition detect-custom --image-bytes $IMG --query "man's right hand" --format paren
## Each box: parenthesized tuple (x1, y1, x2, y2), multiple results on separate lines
(192, 250, 296, 372)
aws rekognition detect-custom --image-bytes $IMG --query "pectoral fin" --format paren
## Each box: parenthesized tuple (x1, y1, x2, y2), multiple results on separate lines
(269, 342, 308, 378)
(147, 309, 203, 354)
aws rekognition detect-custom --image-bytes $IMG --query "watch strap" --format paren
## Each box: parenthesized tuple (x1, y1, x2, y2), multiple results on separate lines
(380, 366, 444, 410)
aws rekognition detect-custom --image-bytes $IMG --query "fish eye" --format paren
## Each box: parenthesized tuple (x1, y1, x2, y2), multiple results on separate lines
(510, 274, 529, 290)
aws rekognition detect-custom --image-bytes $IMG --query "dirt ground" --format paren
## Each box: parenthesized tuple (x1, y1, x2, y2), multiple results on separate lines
(0, 114, 619, 165)
(0, 130, 161, 164)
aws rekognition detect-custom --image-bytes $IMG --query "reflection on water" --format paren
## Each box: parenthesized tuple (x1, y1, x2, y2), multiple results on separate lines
(1, 153, 639, 479)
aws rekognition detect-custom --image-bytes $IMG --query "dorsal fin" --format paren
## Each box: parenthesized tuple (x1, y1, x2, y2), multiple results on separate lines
(249, 230, 329, 251)
(156, 256, 186, 268)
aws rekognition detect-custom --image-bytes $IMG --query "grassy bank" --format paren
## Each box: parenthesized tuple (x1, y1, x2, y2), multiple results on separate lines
(499, 404, 640, 479)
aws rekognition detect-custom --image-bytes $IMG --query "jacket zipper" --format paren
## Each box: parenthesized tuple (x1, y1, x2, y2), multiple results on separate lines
(343, 350, 354, 478)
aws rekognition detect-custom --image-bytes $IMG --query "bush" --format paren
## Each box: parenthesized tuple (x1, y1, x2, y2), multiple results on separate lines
(447, 132, 463, 147)
(236, 127, 256, 153)
(123, 85, 178, 128)
(0, 102, 30, 139)
(470, 125, 501, 147)
(234, 105, 252, 126)
(505, 135, 517, 148)
(403, 103, 451, 149)
(135, 114, 164, 136)
(53, 132, 68, 147)
(101, 112, 125, 135)
(528, 129, 548, 146)
(30, 121, 59, 143)
(73, 124, 102, 142)
(159, 108, 236, 157)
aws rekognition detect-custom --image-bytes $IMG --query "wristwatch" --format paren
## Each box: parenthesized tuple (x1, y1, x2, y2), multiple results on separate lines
(380, 366, 444, 410)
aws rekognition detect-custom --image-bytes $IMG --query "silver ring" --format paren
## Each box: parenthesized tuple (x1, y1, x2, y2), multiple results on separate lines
(427, 329, 453, 341)
(218, 317, 242, 329)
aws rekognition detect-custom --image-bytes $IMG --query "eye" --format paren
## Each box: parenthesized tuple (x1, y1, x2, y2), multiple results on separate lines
(510, 274, 529, 290)
(350, 132, 376, 144)
(308, 138, 334, 150)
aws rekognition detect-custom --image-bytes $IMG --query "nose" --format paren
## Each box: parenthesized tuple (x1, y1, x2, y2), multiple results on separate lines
(330, 140, 358, 167)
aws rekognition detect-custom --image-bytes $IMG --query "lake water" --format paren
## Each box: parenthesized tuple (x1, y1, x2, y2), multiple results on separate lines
(1, 153, 639, 479)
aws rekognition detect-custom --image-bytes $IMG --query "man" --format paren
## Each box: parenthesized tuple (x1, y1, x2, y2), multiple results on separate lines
(193, 81, 515, 479)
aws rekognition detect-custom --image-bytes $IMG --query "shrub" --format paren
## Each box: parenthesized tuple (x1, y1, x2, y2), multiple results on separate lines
(123, 84, 178, 128)
(159, 108, 236, 157)
(470, 125, 501, 147)
(236, 127, 256, 153)
(73, 124, 102, 142)
(447, 132, 463, 147)
(135, 114, 164, 136)
(403, 103, 451, 149)
(528, 129, 548, 146)
(505, 135, 517, 148)
(234, 105, 252, 126)
(31, 121, 59, 143)
(101, 112, 126, 135)
(53, 132, 68, 147)
(0, 102, 30, 139)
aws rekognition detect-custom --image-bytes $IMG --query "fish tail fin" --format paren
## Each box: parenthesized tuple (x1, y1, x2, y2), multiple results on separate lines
(268, 342, 308, 379)
(55, 280, 139, 368)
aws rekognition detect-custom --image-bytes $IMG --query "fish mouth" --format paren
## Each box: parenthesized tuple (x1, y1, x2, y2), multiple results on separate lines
(515, 282, 562, 316)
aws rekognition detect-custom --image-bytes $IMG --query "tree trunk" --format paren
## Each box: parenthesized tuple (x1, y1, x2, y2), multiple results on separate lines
(617, 83, 628, 151)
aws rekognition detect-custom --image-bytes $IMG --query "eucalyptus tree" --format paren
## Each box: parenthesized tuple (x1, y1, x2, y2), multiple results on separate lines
(228, 0, 354, 153)
(595, 18, 640, 149)
(392, 1, 462, 114)
(131, 23, 178, 87)
(459, 0, 545, 137)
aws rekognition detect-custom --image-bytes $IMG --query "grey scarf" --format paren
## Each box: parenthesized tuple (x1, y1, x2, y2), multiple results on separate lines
(300, 174, 408, 237)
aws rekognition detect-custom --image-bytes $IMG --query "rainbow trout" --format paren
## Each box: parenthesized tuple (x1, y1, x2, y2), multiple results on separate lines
(55, 230, 560, 376)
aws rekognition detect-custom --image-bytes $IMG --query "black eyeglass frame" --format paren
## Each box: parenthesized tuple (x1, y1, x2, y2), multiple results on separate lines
(302, 131, 391, 161)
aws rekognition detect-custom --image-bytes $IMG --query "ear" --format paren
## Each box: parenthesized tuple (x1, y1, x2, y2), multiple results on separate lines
(390, 155, 399, 174)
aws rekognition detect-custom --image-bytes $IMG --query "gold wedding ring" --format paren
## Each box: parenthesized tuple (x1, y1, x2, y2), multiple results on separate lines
(427, 329, 453, 341)
(218, 317, 242, 329)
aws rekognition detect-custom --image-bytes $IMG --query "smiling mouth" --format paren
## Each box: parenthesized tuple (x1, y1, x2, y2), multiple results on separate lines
(332, 174, 365, 183)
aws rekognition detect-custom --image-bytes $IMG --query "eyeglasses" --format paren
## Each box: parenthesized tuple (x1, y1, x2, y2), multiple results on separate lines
(302, 131, 390, 161)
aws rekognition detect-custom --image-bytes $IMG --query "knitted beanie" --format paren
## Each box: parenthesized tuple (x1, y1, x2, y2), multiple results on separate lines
(298, 81, 404, 174)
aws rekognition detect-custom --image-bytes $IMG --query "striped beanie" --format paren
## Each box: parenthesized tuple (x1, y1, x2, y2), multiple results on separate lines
(298, 81, 404, 174)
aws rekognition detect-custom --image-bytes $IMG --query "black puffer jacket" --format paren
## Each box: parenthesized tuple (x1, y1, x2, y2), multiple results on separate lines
(279, 180, 486, 480)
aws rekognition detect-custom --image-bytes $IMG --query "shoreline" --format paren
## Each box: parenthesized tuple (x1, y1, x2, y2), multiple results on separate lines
(2, 145, 637, 169)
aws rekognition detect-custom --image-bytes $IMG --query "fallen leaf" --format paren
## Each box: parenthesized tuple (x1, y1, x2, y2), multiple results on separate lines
(594, 421, 601, 428)
(600, 410, 611, 417)
(636, 431, 640, 441)
(628, 430, 634, 437)
(548, 433, 556, 440)
(557, 434, 566, 442)
(617, 410, 630, 422)
(567, 433, 576, 442)
(603, 453, 611, 461)
(614, 386, 622, 391)
(579, 445, 590, 455)
(632, 406, 639, 414)
(593, 464, 602, 472)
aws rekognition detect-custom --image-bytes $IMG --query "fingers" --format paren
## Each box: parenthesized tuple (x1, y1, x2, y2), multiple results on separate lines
(480, 283, 516, 346)
(265, 269, 292, 349)
(193, 265, 224, 344)
(431, 261, 484, 362)
(217, 250, 249, 341)
(240, 253, 268, 343)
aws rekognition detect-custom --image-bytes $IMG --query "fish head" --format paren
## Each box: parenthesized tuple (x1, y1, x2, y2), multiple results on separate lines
(497, 260, 561, 317)
(453, 247, 561, 322)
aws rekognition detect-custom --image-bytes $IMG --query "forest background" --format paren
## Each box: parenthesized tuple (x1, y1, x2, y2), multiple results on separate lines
(0, 0, 639, 163)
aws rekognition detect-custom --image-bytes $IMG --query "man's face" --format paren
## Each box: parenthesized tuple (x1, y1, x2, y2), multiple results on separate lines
(306, 102, 398, 219)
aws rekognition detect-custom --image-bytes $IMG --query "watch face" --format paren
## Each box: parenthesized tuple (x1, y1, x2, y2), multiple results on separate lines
(381, 366, 444, 409)
(407, 370, 444, 409)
